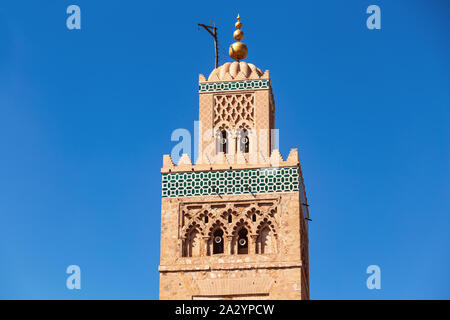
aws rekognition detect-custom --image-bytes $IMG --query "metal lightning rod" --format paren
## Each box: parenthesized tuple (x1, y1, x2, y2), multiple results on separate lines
(198, 21, 219, 69)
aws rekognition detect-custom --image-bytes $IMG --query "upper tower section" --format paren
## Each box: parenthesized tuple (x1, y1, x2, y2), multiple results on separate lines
(196, 15, 276, 167)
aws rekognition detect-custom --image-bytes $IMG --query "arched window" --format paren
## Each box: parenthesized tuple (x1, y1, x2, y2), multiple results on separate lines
(237, 228, 248, 255)
(228, 215, 232, 223)
(216, 130, 228, 154)
(239, 129, 249, 153)
(212, 229, 224, 254)
(186, 229, 201, 257)
(259, 226, 273, 254)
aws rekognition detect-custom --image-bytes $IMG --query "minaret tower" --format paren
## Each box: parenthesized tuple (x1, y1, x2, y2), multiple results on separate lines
(159, 15, 310, 300)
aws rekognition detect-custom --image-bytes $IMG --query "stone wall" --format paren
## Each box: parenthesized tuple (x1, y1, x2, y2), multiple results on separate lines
(159, 192, 309, 300)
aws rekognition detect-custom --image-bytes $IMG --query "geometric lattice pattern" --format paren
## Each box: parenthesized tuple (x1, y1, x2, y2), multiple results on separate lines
(214, 93, 254, 128)
(199, 80, 270, 93)
(161, 167, 299, 198)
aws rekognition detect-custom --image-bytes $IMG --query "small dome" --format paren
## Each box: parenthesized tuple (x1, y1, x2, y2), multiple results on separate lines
(208, 61, 264, 81)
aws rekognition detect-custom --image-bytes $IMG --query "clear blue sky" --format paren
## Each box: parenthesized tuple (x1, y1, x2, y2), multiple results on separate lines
(0, 0, 449, 299)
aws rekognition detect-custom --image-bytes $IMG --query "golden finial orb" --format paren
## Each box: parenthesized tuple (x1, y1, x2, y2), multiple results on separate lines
(229, 14, 248, 61)
(233, 29, 244, 41)
(235, 14, 242, 29)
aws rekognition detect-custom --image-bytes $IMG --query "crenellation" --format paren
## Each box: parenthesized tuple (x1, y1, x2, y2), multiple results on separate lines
(161, 148, 300, 173)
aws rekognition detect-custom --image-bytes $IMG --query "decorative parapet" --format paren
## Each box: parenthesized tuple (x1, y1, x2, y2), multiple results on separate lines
(161, 148, 300, 174)
(162, 154, 174, 169)
(161, 149, 301, 199)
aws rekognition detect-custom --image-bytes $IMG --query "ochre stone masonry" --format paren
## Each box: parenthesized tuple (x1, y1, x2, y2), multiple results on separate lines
(160, 191, 309, 299)
(159, 17, 310, 299)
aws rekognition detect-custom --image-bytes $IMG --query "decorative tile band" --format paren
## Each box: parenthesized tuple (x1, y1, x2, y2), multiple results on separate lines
(162, 167, 299, 198)
(199, 80, 270, 93)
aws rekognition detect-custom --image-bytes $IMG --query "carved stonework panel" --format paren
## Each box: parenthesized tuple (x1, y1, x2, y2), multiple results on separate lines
(179, 200, 279, 257)
(214, 93, 255, 130)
